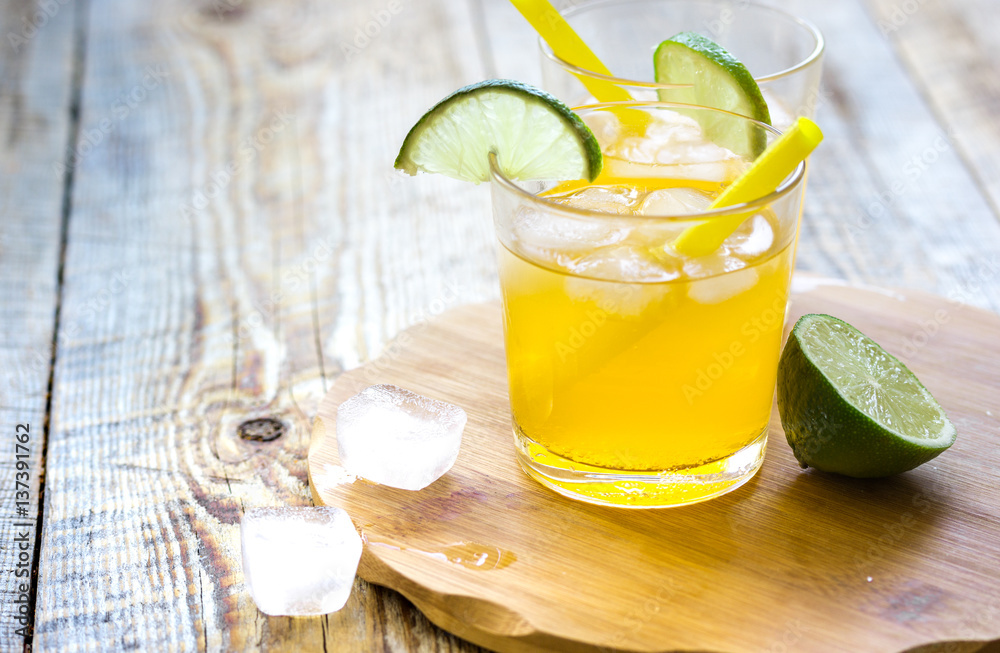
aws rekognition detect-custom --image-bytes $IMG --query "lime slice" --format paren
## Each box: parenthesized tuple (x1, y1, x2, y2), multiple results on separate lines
(777, 314, 957, 478)
(394, 79, 602, 184)
(654, 32, 771, 157)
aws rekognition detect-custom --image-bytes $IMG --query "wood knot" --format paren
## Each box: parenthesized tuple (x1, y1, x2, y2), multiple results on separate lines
(199, 0, 247, 21)
(238, 418, 285, 442)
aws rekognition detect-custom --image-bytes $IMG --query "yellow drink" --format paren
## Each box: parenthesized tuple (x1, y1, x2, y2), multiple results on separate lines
(490, 104, 807, 507)
(500, 212, 792, 471)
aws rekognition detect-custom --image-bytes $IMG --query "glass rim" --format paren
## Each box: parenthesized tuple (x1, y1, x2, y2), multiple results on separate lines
(539, 0, 825, 86)
(488, 101, 806, 222)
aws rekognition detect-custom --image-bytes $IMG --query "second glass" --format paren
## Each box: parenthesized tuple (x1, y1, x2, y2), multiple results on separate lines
(539, 0, 825, 126)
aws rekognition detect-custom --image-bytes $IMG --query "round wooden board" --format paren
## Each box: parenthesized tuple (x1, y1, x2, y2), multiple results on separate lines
(308, 277, 1000, 653)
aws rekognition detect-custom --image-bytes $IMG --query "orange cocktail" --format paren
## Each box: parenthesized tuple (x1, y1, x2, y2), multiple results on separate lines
(490, 104, 807, 507)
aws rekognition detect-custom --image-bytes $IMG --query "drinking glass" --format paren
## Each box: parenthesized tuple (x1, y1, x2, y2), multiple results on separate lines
(539, 0, 825, 126)
(490, 103, 808, 507)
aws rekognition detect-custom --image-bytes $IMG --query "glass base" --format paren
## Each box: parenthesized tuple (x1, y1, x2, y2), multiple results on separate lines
(514, 426, 767, 509)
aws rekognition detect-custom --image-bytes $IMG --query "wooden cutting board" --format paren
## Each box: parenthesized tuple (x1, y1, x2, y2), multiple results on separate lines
(308, 277, 1000, 653)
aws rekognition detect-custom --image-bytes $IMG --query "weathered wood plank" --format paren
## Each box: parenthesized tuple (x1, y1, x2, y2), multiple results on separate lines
(0, 0, 77, 646)
(311, 0, 498, 379)
(794, 0, 1000, 312)
(864, 0, 1000, 222)
(478, 0, 1000, 312)
(33, 0, 492, 649)
(29, 0, 1000, 650)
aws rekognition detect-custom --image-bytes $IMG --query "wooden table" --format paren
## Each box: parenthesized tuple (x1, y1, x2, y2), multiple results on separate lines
(1, 0, 998, 650)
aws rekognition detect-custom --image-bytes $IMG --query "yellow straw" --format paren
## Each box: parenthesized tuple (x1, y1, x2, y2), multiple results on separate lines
(671, 117, 824, 257)
(509, 0, 633, 104)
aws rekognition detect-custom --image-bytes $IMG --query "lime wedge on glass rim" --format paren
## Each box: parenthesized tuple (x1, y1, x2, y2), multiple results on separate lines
(777, 314, 957, 478)
(654, 31, 771, 157)
(394, 79, 602, 183)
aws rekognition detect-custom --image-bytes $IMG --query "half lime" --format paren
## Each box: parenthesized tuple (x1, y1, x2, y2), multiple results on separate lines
(777, 314, 957, 478)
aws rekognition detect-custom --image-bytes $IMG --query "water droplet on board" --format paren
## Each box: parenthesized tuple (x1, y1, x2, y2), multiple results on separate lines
(438, 542, 517, 570)
(363, 532, 516, 571)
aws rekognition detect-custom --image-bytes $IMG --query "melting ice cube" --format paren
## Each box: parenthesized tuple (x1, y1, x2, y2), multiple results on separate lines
(241, 506, 362, 616)
(725, 214, 775, 259)
(569, 245, 680, 284)
(510, 206, 627, 260)
(637, 188, 714, 216)
(687, 267, 760, 304)
(601, 110, 748, 181)
(564, 246, 680, 317)
(548, 186, 639, 214)
(337, 384, 467, 491)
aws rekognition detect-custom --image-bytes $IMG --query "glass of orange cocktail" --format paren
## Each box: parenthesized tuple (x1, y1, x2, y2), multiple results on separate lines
(490, 103, 807, 507)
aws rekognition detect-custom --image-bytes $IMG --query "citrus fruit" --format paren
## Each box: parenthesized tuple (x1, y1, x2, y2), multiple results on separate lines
(654, 32, 771, 157)
(777, 314, 956, 478)
(394, 79, 602, 183)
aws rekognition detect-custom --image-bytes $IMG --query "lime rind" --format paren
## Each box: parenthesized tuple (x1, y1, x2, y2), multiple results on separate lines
(653, 32, 770, 158)
(394, 80, 602, 184)
(777, 314, 957, 478)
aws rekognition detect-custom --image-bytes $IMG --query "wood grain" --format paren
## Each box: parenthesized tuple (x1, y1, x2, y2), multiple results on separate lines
(311, 281, 1000, 653)
(0, 0, 77, 646)
(30, 0, 491, 650)
(477, 0, 1000, 312)
(863, 0, 1000, 219)
(0, 0, 997, 649)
